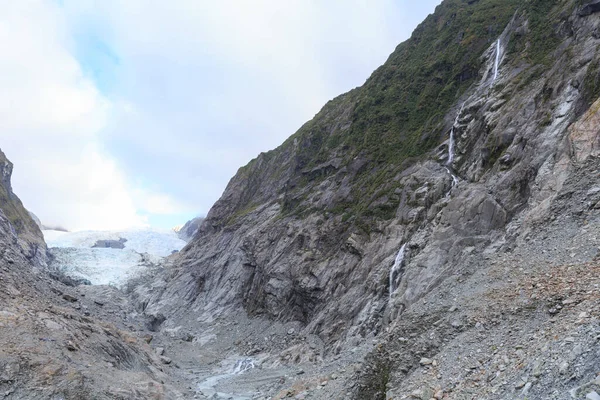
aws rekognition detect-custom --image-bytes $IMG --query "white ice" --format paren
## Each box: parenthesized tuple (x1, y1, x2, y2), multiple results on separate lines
(43, 228, 187, 287)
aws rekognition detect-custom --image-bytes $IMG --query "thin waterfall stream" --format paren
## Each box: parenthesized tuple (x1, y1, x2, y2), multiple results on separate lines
(447, 103, 464, 167)
(493, 39, 501, 82)
(389, 243, 406, 298)
(445, 103, 464, 192)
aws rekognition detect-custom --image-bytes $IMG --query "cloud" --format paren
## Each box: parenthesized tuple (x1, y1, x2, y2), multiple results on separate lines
(0, 0, 185, 230)
(0, 0, 441, 230)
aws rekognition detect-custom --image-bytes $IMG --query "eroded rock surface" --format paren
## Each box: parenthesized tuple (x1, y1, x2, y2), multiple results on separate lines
(4, 1, 600, 399)
(0, 151, 186, 399)
(132, 1, 600, 399)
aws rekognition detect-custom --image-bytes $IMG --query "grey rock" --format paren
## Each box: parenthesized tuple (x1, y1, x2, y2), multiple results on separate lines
(159, 356, 172, 365)
(62, 293, 78, 302)
(580, 1, 600, 17)
(559, 361, 569, 375)
(176, 217, 204, 242)
(532, 360, 544, 378)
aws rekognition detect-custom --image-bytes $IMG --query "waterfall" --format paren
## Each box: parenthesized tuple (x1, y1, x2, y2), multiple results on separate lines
(232, 358, 255, 374)
(493, 39, 501, 82)
(445, 167, 458, 187)
(447, 103, 465, 166)
(445, 103, 465, 196)
(447, 126, 455, 165)
(389, 244, 406, 298)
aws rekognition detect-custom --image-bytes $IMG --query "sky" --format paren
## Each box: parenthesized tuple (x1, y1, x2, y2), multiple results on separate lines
(0, 0, 441, 231)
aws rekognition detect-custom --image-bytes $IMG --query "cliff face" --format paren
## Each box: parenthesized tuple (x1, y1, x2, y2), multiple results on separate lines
(142, 1, 600, 397)
(154, 0, 516, 319)
(0, 149, 46, 266)
(0, 0, 595, 398)
(0, 150, 189, 399)
(177, 217, 204, 242)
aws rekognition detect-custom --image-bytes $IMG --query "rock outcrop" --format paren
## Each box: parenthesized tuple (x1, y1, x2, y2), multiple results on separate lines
(92, 238, 127, 249)
(580, 1, 600, 17)
(176, 217, 204, 242)
(0, 149, 46, 267)
(134, 0, 600, 398)
(0, 150, 186, 399)
(27, 211, 42, 231)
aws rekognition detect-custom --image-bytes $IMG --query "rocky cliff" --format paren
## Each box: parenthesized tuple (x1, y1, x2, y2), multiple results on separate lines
(176, 217, 204, 242)
(137, 0, 600, 398)
(0, 150, 191, 399)
(151, 0, 575, 332)
(2, 0, 596, 398)
(0, 149, 46, 267)
(151, 0, 518, 324)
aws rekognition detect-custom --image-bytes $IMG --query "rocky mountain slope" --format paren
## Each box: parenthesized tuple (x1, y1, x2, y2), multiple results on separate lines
(133, 0, 600, 398)
(2, 0, 600, 399)
(0, 151, 192, 399)
(176, 217, 204, 242)
(149, 0, 578, 336)
(0, 149, 46, 267)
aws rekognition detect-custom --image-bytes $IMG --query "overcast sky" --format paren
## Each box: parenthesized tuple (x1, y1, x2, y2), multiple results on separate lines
(0, 0, 441, 231)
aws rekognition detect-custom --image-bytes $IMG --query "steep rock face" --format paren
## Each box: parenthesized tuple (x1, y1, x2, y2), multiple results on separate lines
(0, 150, 187, 399)
(152, 0, 521, 333)
(177, 217, 204, 242)
(27, 211, 43, 231)
(0, 149, 46, 267)
(580, 1, 600, 17)
(149, 0, 600, 370)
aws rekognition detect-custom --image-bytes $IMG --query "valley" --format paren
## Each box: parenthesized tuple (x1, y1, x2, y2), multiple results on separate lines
(2, 0, 600, 399)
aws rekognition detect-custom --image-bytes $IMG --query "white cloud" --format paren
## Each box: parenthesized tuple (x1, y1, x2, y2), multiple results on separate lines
(60, 0, 441, 220)
(0, 0, 441, 230)
(0, 0, 185, 231)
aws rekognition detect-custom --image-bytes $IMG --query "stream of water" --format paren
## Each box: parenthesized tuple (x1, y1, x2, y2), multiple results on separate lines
(493, 39, 501, 81)
(389, 244, 406, 298)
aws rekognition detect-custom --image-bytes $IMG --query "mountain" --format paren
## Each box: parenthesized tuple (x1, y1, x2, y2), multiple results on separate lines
(0, 151, 190, 399)
(2, 0, 600, 398)
(0, 149, 46, 266)
(175, 216, 204, 242)
(135, 0, 600, 398)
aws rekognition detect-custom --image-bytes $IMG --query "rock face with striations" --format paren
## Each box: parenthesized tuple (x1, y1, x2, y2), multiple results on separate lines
(144, 0, 597, 331)
(0, 149, 185, 399)
(176, 216, 204, 242)
(0, 149, 46, 267)
(579, 1, 600, 17)
(136, 2, 600, 398)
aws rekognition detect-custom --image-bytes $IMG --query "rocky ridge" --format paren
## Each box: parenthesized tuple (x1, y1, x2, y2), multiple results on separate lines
(146, 0, 592, 344)
(2, 0, 600, 399)
(176, 217, 205, 242)
(0, 152, 191, 399)
(0, 149, 46, 268)
(134, 0, 600, 399)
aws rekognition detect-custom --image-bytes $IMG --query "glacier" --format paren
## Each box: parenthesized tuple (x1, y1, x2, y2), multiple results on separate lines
(44, 228, 186, 287)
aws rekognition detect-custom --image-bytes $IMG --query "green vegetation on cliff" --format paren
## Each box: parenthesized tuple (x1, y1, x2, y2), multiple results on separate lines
(0, 150, 40, 236)
(225, 0, 568, 226)
(294, 0, 520, 167)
